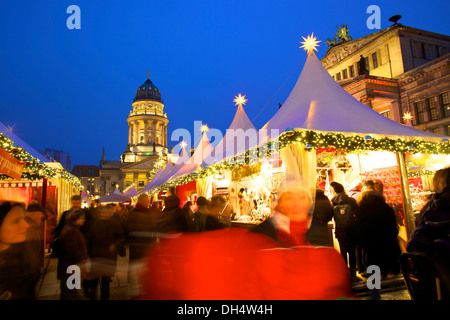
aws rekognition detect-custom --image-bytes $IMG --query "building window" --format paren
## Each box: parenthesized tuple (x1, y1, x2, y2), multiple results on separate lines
(349, 65, 355, 78)
(138, 181, 145, 187)
(429, 127, 440, 135)
(440, 92, 450, 117)
(372, 52, 378, 69)
(111, 182, 117, 188)
(342, 69, 348, 79)
(126, 181, 132, 187)
(381, 110, 391, 119)
(365, 56, 370, 71)
(447, 125, 450, 136)
(336, 73, 341, 80)
(414, 101, 425, 124)
(426, 97, 438, 121)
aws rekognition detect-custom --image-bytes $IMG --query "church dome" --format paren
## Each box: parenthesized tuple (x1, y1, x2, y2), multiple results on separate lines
(133, 75, 162, 103)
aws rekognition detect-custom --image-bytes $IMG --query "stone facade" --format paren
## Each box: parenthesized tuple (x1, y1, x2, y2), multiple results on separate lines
(321, 24, 450, 136)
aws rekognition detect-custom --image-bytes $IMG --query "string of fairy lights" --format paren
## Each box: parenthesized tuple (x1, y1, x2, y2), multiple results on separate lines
(0, 133, 82, 189)
(147, 128, 449, 194)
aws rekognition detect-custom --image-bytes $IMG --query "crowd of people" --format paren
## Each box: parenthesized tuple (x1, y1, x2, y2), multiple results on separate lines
(1, 166, 448, 300)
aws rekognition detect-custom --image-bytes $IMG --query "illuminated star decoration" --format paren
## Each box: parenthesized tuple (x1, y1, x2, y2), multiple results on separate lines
(403, 112, 413, 122)
(200, 124, 209, 133)
(180, 141, 187, 149)
(299, 33, 321, 53)
(233, 93, 248, 108)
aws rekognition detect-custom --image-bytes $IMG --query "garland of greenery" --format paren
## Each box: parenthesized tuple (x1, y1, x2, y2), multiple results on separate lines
(0, 133, 82, 189)
(147, 129, 450, 194)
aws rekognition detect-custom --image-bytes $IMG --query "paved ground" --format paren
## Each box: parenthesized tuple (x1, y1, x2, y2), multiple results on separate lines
(37, 252, 411, 300)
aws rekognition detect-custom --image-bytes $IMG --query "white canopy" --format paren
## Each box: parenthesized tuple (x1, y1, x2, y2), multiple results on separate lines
(261, 51, 445, 143)
(165, 131, 214, 184)
(154, 146, 190, 187)
(139, 167, 164, 194)
(98, 188, 130, 203)
(123, 186, 138, 198)
(202, 104, 257, 166)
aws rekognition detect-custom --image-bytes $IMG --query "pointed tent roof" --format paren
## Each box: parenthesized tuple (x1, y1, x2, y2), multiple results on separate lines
(98, 188, 131, 203)
(153, 146, 190, 187)
(139, 167, 164, 194)
(144, 162, 174, 193)
(202, 104, 257, 166)
(165, 131, 214, 184)
(123, 186, 138, 198)
(261, 50, 445, 143)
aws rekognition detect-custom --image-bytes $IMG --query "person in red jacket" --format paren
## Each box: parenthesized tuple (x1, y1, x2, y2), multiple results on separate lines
(139, 183, 354, 300)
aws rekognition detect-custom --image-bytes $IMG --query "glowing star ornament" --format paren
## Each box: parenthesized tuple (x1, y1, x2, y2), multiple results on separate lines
(233, 93, 248, 107)
(403, 112, 414, 127)
(299, 33, 321, 53)
(180, 141, 187, 149)
(200, 124, 209, 133)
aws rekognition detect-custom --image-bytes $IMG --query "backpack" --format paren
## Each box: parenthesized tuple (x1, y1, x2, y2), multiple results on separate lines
(333, 203, 355, 228)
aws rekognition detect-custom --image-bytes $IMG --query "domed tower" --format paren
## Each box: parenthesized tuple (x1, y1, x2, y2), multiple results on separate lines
(122, 71, 169, 162)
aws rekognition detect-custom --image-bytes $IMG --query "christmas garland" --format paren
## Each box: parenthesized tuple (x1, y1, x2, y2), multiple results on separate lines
(147, 129, 449, 194)
(0, 133, 82, 189)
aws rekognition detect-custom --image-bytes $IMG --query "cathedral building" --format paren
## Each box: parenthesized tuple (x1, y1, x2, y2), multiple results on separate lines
(321, 22, 450, 136)
(99, 73, 170, 196)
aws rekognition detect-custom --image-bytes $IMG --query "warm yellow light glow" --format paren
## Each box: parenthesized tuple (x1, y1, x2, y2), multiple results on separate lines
(233, 93, 248, 107)
(403, 112, 413, 122)
(299, 33, 321, 53)
(200, 124, 209, 133)
(180, 141, 187, 149)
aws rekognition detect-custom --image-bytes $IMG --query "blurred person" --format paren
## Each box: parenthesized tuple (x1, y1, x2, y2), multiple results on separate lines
(25, 202, 48, 270)
(357, 191, 400, 280)
(417, 167, 449, 223)
(305, 188, 334, 247)
(160, 195, 189, 233)
(182, 201, 197, 232)
(191, 196, 209, 232)
(238, 188, 250, 216)
(330, 182, 360, 281)
(53, 195, 83, 239)
(56, 209, 89, 300)
(407, 167, 450, 273)
(85, 204, 124, 300)
(251, 183, 313, 247)
(206, 196, 228, 230)
(140, 183, 354, 300)
(0, 201, 41, 300)
(124, 193, 157, 298)
(357, 180, 384, 205)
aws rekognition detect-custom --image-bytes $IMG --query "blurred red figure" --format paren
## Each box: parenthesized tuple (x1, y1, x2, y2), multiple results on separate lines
(139, 185, 354, 300)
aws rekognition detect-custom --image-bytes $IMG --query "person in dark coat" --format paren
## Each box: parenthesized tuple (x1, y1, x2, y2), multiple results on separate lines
(0, 201, 41, 300)
(85, 204, 124, 300)
(205, 196, 228, 231)
(330, 182, 359, 281)
(357, 191, 400, 278)
(305, 189, 334, 247)
(407, 167, 450, 291)
(53, 195, 83, 239)
(57, 209, 88, 300)
(124, 193, 157, 298)
(160, 195, 189, 233)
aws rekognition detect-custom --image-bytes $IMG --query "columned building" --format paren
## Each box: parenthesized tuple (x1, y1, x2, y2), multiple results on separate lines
(99, 73, 171, 196)
(321, 23, 450, 136)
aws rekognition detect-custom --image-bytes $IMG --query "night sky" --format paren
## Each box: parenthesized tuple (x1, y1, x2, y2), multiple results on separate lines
(1, 0, 449, 169)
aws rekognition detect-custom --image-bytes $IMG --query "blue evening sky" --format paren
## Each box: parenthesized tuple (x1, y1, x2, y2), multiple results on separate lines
(0, 0, 449, 168)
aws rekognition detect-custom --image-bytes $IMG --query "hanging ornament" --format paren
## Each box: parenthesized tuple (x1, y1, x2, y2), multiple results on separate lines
(442, 138, 449, 144)
(408, 145, 416, 153)
(364, 135, 373, 144)
(305, 144, 313, 151)
(285, 127, 295, 137)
